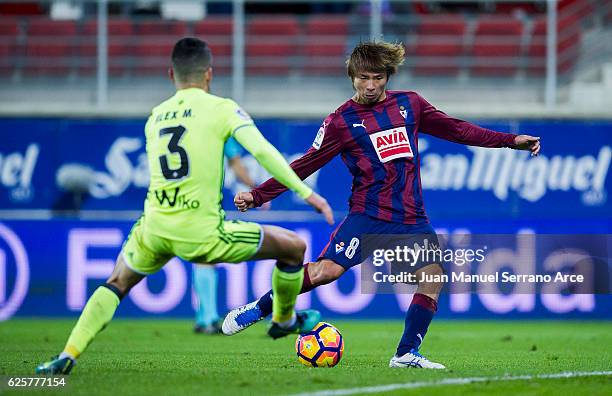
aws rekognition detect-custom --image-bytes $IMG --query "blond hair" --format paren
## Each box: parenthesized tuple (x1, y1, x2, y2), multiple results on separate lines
(346, 41, 405, 80)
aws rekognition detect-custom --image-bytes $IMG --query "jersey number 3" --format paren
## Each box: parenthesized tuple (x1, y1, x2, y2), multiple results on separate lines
(159, 126, 189, 180)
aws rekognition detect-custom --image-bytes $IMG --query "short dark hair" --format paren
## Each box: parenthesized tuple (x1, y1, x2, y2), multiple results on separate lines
(346, 41, 405, 80)
(171, 37, 213, 83)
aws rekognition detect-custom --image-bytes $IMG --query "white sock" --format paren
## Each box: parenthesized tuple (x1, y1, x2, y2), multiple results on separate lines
(277, 312, 297, 329)
(59, 351, 76, 362)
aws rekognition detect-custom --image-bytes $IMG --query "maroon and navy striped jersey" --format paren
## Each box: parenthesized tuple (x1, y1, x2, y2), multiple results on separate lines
(251, 91, 517, 224)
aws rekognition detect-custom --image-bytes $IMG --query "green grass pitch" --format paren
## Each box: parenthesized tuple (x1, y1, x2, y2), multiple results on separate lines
(0, 319, 610, 395)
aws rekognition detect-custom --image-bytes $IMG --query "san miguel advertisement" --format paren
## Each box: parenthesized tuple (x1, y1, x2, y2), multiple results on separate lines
(0, 117, 610, 320)
(1, 118, 610, 219)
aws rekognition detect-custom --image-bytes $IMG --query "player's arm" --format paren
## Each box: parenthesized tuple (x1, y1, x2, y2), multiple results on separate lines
(233, 124, 334, 224)
(417, 94, 540, 155)
(242, 115, 343, 208)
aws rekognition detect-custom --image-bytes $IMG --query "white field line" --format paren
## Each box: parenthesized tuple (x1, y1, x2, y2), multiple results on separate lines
(288, 370, 612, 396)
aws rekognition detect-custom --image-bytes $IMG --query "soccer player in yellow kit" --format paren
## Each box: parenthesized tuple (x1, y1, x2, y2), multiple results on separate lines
(36, 37, 334, 375)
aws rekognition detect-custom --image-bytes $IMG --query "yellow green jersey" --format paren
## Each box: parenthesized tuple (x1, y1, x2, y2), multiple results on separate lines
(143, 87, 311, 243)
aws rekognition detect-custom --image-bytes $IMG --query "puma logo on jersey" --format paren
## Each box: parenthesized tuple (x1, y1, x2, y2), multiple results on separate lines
(369, 127, 413, 163)
(352, 120, 366, 129)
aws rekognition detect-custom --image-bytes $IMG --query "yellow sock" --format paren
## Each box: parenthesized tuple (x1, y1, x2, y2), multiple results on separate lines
(271, 265, 304, 324)
(63, 286, 120, 359)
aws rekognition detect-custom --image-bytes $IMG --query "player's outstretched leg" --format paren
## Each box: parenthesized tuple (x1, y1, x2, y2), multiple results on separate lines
(222, 259, 344, 336)
(266, 262, 321, 340)
(224, 225, 321, 339)
(36, 254, 144, 375)
(389, 264, 446, 369)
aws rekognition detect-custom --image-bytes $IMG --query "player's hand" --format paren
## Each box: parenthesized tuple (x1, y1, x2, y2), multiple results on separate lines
(513, 135, 541, 157)
(234, 191, 255, 212)
(305, 192, 334, 225)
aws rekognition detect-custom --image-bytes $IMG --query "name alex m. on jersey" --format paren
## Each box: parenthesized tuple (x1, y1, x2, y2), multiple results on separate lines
(148, 105, 200, 211)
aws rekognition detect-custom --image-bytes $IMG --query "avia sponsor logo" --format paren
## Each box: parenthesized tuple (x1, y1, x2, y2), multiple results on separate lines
(420, 143, 611, 205)
(369, 127, 413, 163)
(150, 187, 200, 209)
(0, 144, 39, 203)
(0, 223, 30, 320)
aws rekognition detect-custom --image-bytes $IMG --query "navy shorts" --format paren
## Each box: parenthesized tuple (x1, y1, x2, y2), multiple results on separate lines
(319, 213, 441, 271)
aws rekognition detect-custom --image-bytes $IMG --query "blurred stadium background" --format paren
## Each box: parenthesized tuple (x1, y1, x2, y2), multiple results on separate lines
(0, 0, 610, 322)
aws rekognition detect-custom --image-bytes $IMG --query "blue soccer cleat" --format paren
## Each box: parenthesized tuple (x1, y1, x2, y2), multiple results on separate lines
(389, 349, 445, 369)
(222, 301, 264, 336)
(35, 355, 75, 375)
(267, 309, 321, 340)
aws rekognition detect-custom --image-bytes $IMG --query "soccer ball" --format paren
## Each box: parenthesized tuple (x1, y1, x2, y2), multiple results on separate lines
(295, 322, 344, 367)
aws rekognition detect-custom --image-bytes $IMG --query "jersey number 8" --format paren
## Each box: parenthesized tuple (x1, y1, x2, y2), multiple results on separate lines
(158, 126, 190, 180)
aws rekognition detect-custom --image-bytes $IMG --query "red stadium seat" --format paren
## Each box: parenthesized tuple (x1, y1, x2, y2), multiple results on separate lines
(207, 42, 232, 75)
(246, 40, 294, 75)
(245, 16, 300, 75)
(470, 18, 523, 76)
(0, 19, 19, 36)
(131, 38, 175, 75)
(23, 42, 73, 75)
(207, 42, 232, 57)
(194, 17, 233, 75)
(0, 42, 16, 76)
(526, 16, 582, 75)
(76, 42, 129, 76)
(557, 14, 582, 73)
(304, 15, 348, 36)
(412, 41, 464, 76)
(301, 16, 348, 75)
(194, 17, 232, 36)
(134, 20, 189, 37)
(417, 16, 466, 36)
(0, 19, 20, 76)
(23, 19, 79, 76)
(82, 18, 133, 37)
(558, 0, 593, 21)
(0, 42, 13, 57)
(128, 20, 188, 76)
(526, 18, 550, 75)
(412, 16, 466, 76)
(247, 16, 300, 36)
(80, 19, 132, 76)
(301, 41, 347, 75)
(25, 42, 71, 57)
(27, 19, 77, 36)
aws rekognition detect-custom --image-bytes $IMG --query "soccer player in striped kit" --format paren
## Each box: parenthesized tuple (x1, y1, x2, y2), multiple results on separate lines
(225, 41, 541, 368)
